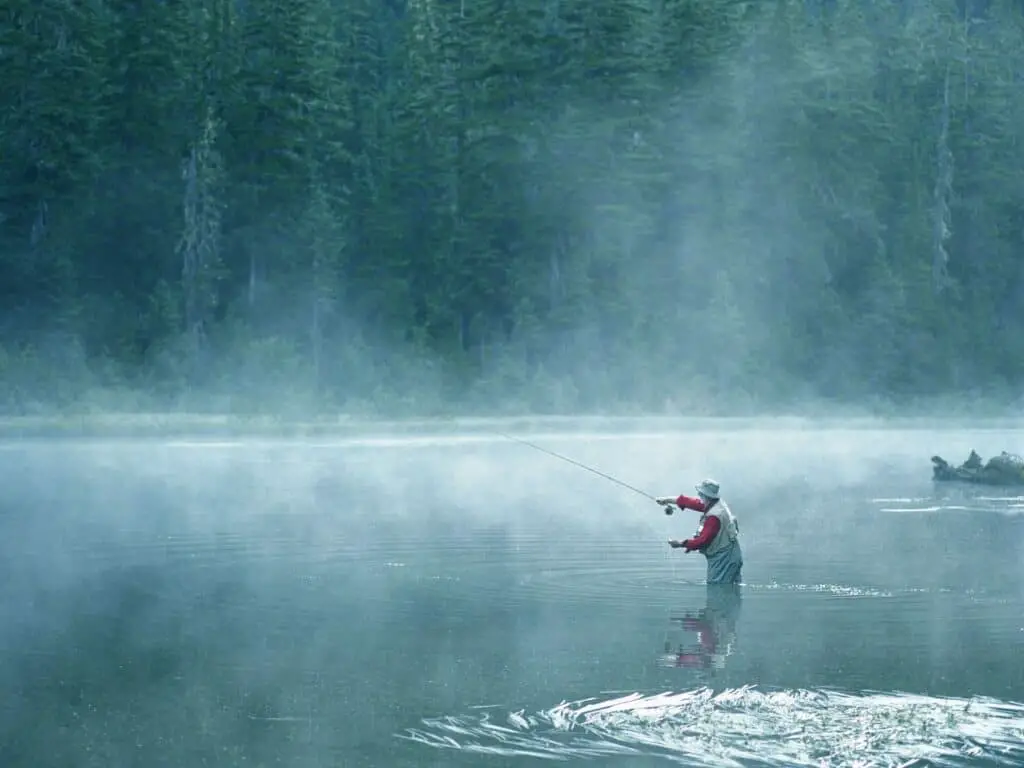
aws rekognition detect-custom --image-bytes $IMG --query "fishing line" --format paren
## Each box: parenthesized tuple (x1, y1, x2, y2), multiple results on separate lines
(495, 431, 657, 502)
(495, 431, 679, 583)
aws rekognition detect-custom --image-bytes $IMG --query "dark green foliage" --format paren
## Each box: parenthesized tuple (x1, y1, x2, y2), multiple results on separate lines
(1, 0, 1023, 415)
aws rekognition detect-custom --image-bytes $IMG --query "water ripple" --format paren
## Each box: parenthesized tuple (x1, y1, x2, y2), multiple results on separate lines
(399, 686, 1024, 767)
(872, 495, 1024, 515)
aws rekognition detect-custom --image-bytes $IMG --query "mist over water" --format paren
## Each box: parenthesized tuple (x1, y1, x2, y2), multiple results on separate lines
(2, 421, 1022, 767)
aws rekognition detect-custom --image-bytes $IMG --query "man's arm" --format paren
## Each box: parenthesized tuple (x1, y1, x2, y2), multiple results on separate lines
(684, 515, 720, 551)
(676, 494, 708, 512)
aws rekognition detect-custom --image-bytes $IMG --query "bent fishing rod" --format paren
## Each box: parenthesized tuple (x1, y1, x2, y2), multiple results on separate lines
(496, 431, 676, 514)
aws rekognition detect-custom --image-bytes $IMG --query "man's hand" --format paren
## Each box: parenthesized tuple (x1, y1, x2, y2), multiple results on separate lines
(655, 496, 677, 506)
(668, 539, 685, 549)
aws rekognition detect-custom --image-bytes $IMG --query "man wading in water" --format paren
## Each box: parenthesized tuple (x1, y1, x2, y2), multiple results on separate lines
(656, 479, 743, 585)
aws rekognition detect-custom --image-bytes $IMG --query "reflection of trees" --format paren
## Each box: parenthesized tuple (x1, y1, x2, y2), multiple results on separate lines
(659, 584, 742, 672)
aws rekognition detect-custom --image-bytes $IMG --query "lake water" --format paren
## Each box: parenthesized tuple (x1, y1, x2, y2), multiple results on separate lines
(1, 425, 1023, 767)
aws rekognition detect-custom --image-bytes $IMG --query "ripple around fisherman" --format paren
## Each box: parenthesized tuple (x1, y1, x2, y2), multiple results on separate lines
(656, 479, 743, 586)
(931, 450, 1024, 486)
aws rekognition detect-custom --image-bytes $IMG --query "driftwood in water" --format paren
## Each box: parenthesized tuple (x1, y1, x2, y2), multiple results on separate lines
(931, 450, 1024, 486)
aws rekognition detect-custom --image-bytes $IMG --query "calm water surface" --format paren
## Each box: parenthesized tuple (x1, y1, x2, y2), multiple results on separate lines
(1, 427, 1022, 767)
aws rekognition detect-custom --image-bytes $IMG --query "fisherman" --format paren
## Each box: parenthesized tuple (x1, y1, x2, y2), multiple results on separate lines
(656, 479, 743, 585)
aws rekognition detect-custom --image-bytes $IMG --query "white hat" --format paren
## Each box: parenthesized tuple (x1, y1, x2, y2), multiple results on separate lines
(695, 479, 720, 499)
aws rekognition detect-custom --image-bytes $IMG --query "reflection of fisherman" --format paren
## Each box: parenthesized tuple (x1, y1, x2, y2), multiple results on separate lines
(656, 479, 743, 585)
(661, 583, 742, 671)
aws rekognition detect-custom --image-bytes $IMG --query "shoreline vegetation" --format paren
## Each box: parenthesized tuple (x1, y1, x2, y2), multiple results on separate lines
(2, 407, 1023, 440)
(5, 2, 1024, 424)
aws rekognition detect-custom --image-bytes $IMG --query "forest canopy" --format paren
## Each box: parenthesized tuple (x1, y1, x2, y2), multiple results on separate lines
(2, 0, 1023, 417)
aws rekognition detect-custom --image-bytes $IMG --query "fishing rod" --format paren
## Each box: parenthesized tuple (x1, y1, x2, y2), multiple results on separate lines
(496, 431, 666, 508)
(498, 431, 679, 585)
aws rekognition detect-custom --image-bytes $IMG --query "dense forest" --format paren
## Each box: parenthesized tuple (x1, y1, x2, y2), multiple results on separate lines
(2, 0, 1024, 417)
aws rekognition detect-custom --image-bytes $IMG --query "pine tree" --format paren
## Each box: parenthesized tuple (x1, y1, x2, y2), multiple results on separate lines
(225, 0, 352, 326)
(0, 0, 111, 324)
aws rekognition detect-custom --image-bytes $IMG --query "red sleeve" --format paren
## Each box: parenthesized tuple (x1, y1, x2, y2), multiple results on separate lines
(676, 494, 708, 512)
(686, 515, 720, 549)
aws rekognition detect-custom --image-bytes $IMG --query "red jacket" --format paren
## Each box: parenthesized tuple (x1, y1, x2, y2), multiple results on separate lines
(675, 494, 720, 551)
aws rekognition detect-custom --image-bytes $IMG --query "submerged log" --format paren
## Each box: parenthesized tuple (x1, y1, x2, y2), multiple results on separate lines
(931, 450, 1024, 486)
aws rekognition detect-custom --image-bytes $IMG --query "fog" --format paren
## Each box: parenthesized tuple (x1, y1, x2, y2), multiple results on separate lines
(2, 421, 1023, 765)
(4, 3, 1024, 762)
(3, 1, 1024, 420)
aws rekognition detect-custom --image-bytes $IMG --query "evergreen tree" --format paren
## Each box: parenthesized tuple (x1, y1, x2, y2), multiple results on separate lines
(1, 0, 1024, 414)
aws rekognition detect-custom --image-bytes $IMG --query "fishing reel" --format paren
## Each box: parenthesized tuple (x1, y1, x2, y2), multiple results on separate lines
(663, 504, 674, 516)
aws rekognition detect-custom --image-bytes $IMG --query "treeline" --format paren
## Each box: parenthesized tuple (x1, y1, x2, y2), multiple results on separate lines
(2, 0, 1023, 416)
